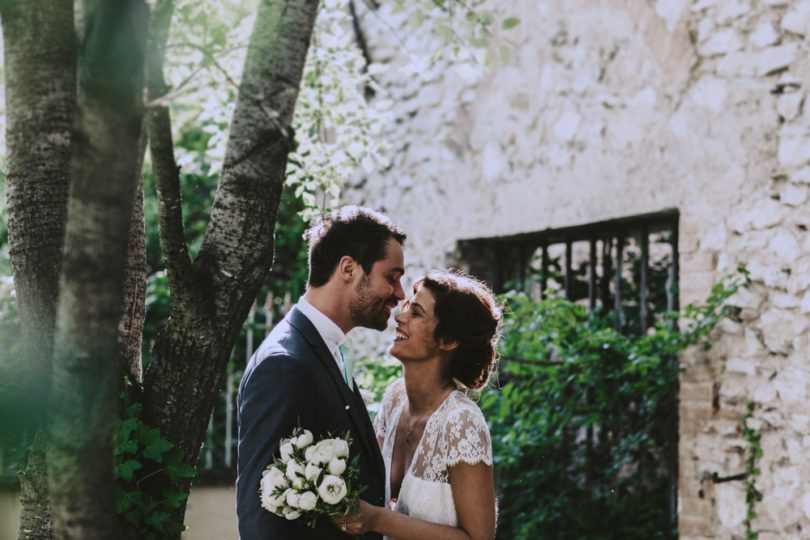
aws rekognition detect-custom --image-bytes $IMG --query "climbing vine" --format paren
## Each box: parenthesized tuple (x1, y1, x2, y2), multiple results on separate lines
(740, 401, 763, 539)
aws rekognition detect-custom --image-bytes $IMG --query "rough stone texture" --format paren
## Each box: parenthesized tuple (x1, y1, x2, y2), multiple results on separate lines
(346, 0, 810, 537)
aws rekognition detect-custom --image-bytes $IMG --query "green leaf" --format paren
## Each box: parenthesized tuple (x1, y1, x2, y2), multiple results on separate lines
(163, 491, 190, 509)
(118, 459, 143, 482)
(143, 437, 174, 462)
(502, 17, 520, 29)
(167, 461, 197, 480)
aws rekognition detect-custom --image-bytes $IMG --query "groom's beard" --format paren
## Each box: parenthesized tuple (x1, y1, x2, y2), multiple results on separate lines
(350, 277, 397, 331)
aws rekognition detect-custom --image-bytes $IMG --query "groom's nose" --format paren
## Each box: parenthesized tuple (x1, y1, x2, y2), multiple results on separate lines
(393, 279, 405, 301)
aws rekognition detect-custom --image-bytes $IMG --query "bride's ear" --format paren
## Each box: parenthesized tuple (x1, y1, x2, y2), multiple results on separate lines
(439, 338, 458, 352)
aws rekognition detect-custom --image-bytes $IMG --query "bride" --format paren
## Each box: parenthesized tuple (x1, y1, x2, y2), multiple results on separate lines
(336, 269, 501, 540)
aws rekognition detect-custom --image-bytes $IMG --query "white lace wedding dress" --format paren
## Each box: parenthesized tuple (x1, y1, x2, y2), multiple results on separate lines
(373, 378, 492, 535)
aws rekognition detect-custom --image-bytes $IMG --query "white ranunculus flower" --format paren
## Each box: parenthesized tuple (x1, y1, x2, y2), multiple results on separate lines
(295, 429, 313, 449)
(285, 488, 301, 508)
(286, 459, 305, 484)
(328, 457, 346, 476)
(298, 490, 318, 511)
(333, 438, 349, 459)
(283, 507, 302, 520)
(318, 474, 348, 505)
(260, 483, 284, 512)
(280, 439, 295, 463)
(310, 438, 350, 463)
(305, 461, 322, 482)
(261, 466, 289, 494)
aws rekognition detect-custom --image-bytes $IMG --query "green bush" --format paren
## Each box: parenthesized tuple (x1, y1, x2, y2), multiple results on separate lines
(480, 272, 746, 539)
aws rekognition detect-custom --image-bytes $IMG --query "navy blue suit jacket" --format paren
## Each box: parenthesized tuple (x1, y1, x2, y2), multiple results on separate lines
(236, 307, 385, 539)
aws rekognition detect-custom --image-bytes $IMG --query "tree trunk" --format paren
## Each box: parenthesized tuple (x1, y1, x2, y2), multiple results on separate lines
(46, 1, 148, 537)
(120, 130, 149, 384)
(0, 0, 76, 536)
(142, 0, 320, 527)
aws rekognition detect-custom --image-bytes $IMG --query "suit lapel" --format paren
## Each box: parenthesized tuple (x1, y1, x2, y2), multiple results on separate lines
(288, 308, 383, 472)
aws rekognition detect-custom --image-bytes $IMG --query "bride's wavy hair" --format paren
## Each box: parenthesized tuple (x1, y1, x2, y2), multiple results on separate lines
(416, 269, 502, 390)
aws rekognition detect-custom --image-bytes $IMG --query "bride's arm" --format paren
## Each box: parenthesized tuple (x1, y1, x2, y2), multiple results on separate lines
(337, 461, 495, 540)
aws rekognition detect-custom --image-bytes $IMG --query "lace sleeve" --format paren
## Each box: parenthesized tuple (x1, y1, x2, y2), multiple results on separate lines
(443, 401, 493, 468)
(373, 378, 405, 439)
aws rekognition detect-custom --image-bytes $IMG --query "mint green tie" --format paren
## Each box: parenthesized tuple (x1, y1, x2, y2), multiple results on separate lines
(338, 343, 352, 387)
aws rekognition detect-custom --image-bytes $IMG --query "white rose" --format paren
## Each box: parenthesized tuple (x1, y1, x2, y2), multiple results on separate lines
(261, 466, 289, 494)
(298, 490, 318, 511)
(283, 506, 302, 520)
(279, 439, 295, 463)
(333, 438, 349, 459)
(311, 438, 350, 463)
(309, 440, 335, 463)
(286, 459, 305, 485)
(328, 458, 346, 476)
(262, 491, 286, 515)
(260, 483, 285, 513)
(295, 429, 313, 449)
(305, 461, 322, 482)
(318, 474, 348, 505)
(285, 488, 301, 508)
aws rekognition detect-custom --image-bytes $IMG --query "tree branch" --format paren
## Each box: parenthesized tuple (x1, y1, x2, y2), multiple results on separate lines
(195, 0, 319, 328)
(145, 0, 196, 312)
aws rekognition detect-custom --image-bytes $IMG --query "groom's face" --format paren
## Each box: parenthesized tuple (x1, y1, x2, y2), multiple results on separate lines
(349, 238, 405, 331)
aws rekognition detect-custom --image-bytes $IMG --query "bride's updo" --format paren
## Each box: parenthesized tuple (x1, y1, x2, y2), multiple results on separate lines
(416, 270, 502, 390)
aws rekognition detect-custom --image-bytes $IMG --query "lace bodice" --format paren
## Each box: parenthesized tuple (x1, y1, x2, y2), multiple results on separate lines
(373, 378, 492, 529)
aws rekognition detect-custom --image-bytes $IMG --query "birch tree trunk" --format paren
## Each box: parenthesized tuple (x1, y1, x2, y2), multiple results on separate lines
(141, 0, 320, 526)
(0, 0, 75, 536)
(3, 0, 322, 535)
(46, 1, 148, 537)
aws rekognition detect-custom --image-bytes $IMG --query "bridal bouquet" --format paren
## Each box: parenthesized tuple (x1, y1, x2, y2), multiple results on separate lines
(260, 426, 363, 526)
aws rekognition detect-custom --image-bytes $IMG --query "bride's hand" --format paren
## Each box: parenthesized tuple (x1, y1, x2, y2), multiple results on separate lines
(331, 500, 379, 535)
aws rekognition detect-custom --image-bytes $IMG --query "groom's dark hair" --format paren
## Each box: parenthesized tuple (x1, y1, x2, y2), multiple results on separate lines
(305, 206, 406, 287)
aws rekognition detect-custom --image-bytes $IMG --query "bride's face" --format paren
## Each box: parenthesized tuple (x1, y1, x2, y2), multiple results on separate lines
(389, 285, 443, 362)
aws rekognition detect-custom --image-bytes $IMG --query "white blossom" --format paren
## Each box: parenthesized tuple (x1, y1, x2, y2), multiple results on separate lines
(298, 491, 318, 511)
(279, 439, 295, 463)
(295, 429, 313, 449)
(286, 459, 305, 488)
(318, 475, 348, 505)
(260, 466, 288, 495)
(305, 461, 322, 482)
(283, 507, 302, 521)
(328, 458, 346, 476)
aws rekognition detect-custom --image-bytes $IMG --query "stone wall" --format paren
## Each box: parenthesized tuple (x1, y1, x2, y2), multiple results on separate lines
(346, 0, 810, 537)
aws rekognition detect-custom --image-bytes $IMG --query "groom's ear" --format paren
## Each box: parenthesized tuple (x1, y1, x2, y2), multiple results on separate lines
(336, 256, 358, 283)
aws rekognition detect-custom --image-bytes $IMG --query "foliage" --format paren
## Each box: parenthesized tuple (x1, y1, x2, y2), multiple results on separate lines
(288, 0, 393, 220)
(354, 355, 403, 422)
(479, 271, 747, 539)
(741, 401, 762, 540)
(115, 379, 197, 538)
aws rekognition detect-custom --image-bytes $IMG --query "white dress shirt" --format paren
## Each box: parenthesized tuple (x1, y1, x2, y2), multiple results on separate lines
(296, 296, 348, 378)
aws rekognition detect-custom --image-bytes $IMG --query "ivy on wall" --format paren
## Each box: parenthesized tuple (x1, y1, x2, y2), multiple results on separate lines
(478, 272, 747, 539)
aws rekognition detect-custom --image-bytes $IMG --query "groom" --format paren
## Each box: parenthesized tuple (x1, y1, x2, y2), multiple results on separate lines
(236, 206, 406, 539)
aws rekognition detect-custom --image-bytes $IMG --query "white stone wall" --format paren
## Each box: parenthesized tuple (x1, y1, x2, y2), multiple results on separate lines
(346, 0, 810, 538)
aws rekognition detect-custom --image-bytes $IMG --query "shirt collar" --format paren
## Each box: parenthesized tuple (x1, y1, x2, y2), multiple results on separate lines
(296, 296, 347, 355)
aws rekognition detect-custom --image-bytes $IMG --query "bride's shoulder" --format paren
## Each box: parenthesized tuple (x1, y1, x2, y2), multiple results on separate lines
(382, 377, 407, 405)
(442, 391, 488, 427)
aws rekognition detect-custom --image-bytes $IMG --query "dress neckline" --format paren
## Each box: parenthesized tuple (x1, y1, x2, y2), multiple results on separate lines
(389, 388, 456, 501)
